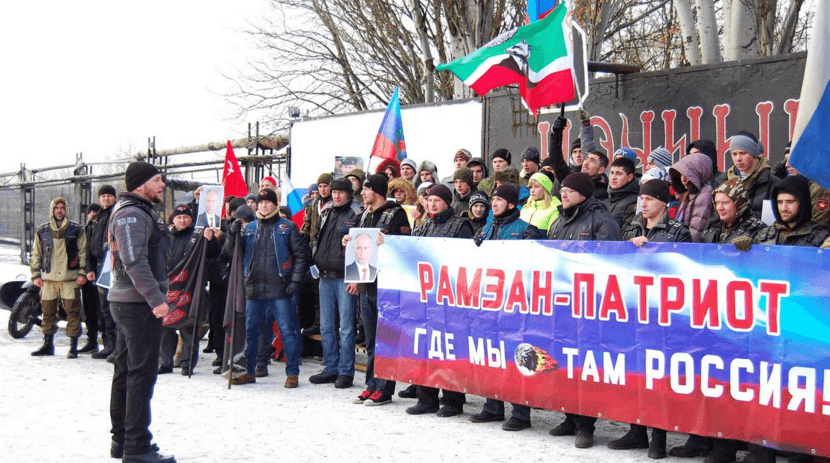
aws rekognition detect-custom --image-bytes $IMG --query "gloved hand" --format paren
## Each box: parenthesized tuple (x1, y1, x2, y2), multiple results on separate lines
(229, 219, 243, 235)
(578, 108, 590, 123)
(733, 236, 752, 252)
(552, 116, 568, 132)
(285, 282, 300, 297)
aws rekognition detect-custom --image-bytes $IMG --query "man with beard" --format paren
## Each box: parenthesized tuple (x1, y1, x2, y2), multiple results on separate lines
(469, 184, 537, 431)
(348, 174, 411, 406)
(107, 162, 176, 463)
(30, 197, 88, 358)
(86, 185, 119, 360)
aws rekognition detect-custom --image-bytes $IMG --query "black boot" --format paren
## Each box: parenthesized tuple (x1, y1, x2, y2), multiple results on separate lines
(607, 424, 649, 450)
(32, 334, 55, 356)
(92, 329, 115, 359)
(702, 439, 739, 463)
(66, 336, 79, 359)
(670, 434, 713, 458)
(648, 428, 667, 459)
(77, 332, 99, 353)
(743, 444, 777, 463)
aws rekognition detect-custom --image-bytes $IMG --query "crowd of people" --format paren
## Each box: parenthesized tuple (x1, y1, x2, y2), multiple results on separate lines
(26, 110, 829, 463)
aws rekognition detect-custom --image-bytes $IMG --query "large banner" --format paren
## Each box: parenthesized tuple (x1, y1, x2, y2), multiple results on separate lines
(375, 236, 830, 457)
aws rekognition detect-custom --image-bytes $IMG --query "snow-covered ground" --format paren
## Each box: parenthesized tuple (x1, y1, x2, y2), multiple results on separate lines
(0, 244, 795, 462)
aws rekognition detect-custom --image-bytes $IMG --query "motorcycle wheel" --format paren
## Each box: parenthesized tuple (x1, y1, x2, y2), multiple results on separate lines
(8, 291, 40, 339)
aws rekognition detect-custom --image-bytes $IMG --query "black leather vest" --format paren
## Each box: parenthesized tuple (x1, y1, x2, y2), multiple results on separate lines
(36, 221, 82, 273)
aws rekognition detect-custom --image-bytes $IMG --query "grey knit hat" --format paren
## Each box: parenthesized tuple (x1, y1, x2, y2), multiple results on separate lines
(648, 147, 672, 169)
(729, 134, 761, 158)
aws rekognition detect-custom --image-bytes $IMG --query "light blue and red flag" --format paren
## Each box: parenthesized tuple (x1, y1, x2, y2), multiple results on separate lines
(789, 1, 830, 189)
(280, 175, 306, 229)
(370, 87, 407, 161)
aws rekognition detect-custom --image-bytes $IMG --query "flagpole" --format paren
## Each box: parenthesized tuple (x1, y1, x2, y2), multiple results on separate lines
(365, 156, 374, 177)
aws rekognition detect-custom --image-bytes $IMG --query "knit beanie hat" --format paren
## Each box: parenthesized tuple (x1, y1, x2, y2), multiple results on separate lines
(614, 147, 638, 163)
(257, 188, 278, 205)
(639, 180, 671, 204)
(469, 191, 490, 208)
(492, 148, 512, 165)
(642, 167, 670, 183)
(492, 184, 520, 206)
(521, 147, 541, 165)
(229, 197, 247, 214)
(540, 157, 553, 169)
(562, 172, 594, 199)
(570, 138, 582, 153)
(493, 167, 520, 185)
(98, 185, 117, 197)
(428, 184, 453, 208)
(454, 149, 472, 162)
(648, 147, 672, 169)
(233, 205, 256, 223)
(86, 203, 102, 214)
(329, 178, 352, 193)
(170, 204, 192, 221)
(317, 173, 334, 186)
(279, 206, 292, 218)
(452, 167, 474, 188)
(529, 172, 554, 195)
(729, 134, 761, 158)
(401, 158, 417, 171)
(245, 193, 257, 203)
(262, 176, 278, 187)
(125, 161, 160, 192)
(363, 174, 389, 197)
(713, 177, 749, 218)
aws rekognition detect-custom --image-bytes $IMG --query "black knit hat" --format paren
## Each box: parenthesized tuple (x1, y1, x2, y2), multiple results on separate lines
(428, 184, 453, 208)
(125, 162, 160, 192)
(330, 178, 352, 193)
(562, 172, 594, 199)
(86, 203, 102, 214)
(233, 205, 256, 223)
(469, 191, 489, 209)
(363, 174, 389, 197)
(570, 138, 582, 153)
(493, 184, 520, 206)
(492, 148, 512, 165)
(170, 204, 192, 222)
(257, 188, 278, 205)
(521, 147, 540, 165)
(639, 179, 671, 204)
(228, 197, 247, 214)
(97, 185, 117, 197)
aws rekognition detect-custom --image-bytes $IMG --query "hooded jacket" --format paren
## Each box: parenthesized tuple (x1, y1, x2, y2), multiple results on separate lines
(31, 197, 87, 282)
(622, 210, 692, 243)
(546, 196, 621, 242)
(605, 178, 640, 227)
(714, 157, 780, 219)
(478, 207, 537, 241)
(671, 153, 713, 242)
(520, 196, 561, 234)
(413, 160, 438, 189)
(388, 177, 417, 205)
(753, 175, 830, 247)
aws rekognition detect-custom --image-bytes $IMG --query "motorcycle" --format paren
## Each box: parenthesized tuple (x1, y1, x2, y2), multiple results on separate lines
(2, 278, 66, 339)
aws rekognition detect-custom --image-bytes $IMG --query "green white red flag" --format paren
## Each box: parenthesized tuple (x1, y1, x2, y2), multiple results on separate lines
(435, 2, 575, 116)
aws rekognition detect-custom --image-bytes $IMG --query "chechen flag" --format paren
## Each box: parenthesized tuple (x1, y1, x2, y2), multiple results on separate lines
(435, 2, 575, 116)
(789, 1, 830, 189)
(370, 87, 407, 161)
(222, 141, 249, 199)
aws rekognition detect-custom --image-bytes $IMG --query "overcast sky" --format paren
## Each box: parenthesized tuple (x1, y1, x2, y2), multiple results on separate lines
(0, 0, 270, 174)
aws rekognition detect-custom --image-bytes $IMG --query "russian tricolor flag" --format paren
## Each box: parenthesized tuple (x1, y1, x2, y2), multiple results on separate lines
(370, 87, 407, 161)
(280, 176, 306, 229)
(790, 1, 830, 189)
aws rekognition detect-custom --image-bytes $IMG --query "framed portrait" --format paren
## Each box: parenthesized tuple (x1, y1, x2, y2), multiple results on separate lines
(334, 156, 364, 178)
(344, 228, 379, 283)
(195, 185, 224, 229)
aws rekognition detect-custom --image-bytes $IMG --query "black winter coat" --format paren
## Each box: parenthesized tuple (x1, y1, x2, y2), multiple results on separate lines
(752, 221, 830, 247)
(413, 208, 474, 238)
(622, 212, 692, 243)
(313, 199, 363, 275)
(87, 205, 114, 272)
(546, 196, 621, 241)
(605, 179, 640, 228)
(358, 201, 411, 236)
(713, 167, 780, 220)
(241, 214, 311, 300)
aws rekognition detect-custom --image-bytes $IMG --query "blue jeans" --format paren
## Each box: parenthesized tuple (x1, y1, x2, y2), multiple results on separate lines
(360, 288, 395, 394)
(318, 277, 355, 377)
(245, 297, 301, 376)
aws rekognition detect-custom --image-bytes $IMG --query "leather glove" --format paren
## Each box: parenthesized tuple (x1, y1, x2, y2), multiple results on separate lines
(285, 282, 300, 296)
(733, 236, 752, 252)
(229, 219, 243, 235)
(552, 115, 567, 132)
